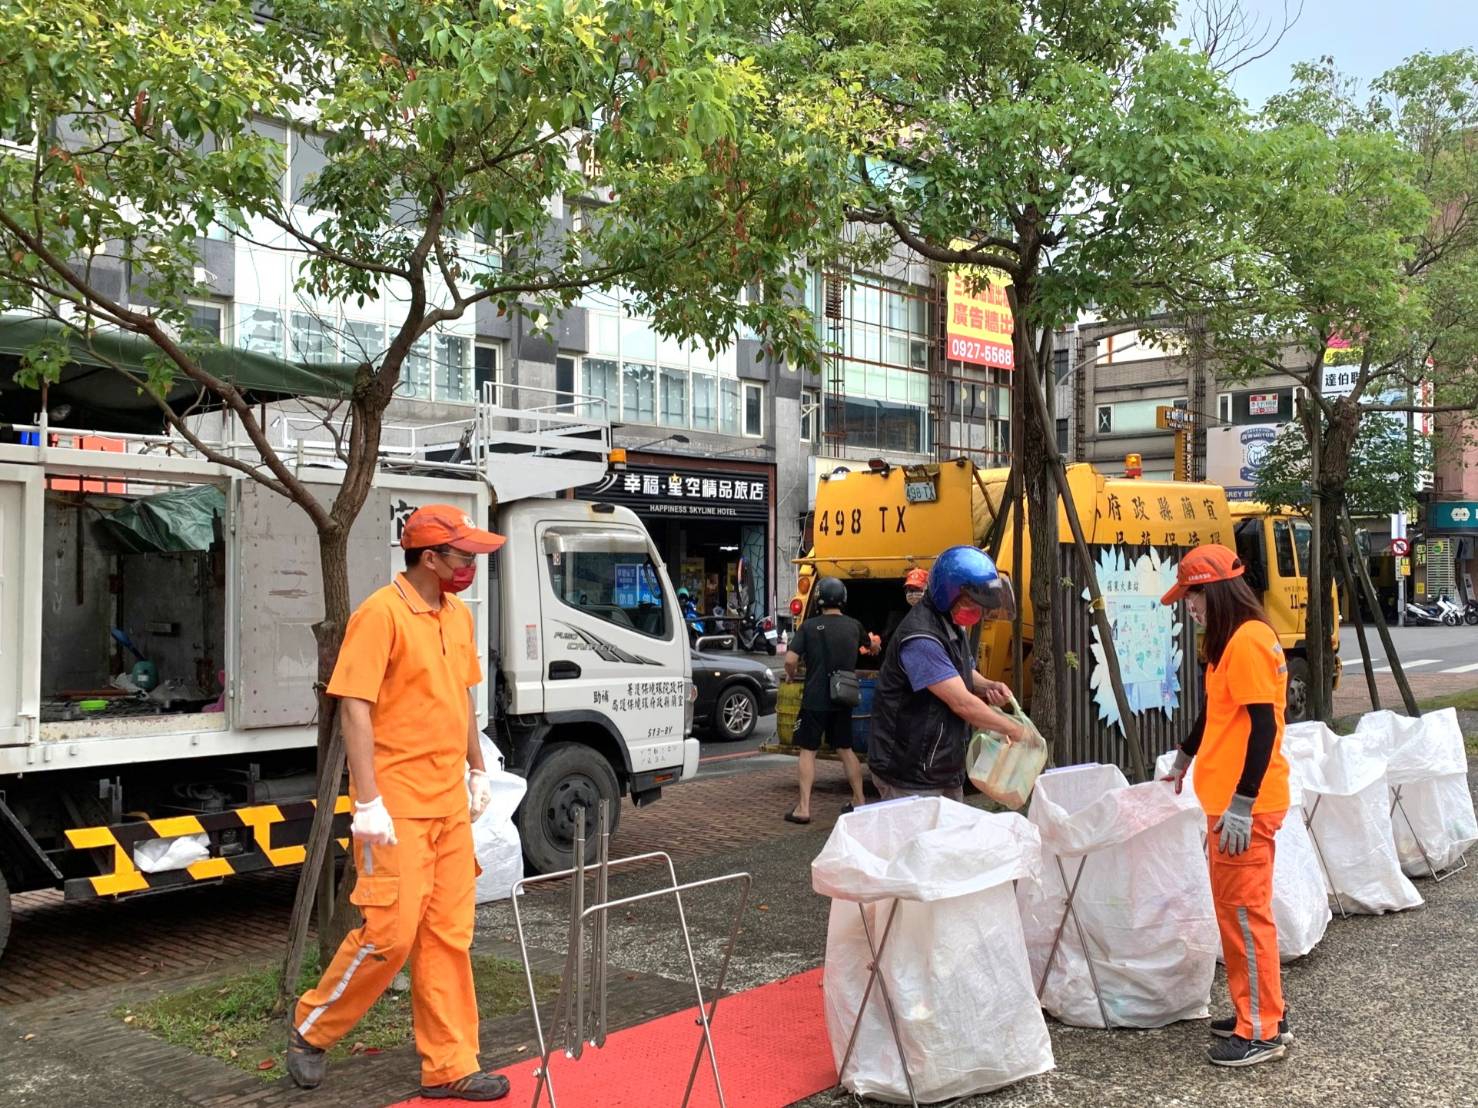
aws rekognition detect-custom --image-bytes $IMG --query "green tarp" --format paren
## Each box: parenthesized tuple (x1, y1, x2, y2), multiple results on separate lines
(96, 483, 226, 554)
(0, 315, 359, 434)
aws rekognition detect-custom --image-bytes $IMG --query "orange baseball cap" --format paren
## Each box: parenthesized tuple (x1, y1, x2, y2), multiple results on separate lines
(904, 568, 929, 590)
(1161, 543, 1244, 605)
(400, 504, 506, 553)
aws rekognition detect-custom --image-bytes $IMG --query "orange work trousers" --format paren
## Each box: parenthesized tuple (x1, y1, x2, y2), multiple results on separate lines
(1207, 809, 1286, 1042)
(294, 810, 479, 1087)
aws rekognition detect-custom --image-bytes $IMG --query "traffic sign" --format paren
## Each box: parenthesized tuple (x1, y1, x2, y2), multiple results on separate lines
(1390, 537, 1410, 556)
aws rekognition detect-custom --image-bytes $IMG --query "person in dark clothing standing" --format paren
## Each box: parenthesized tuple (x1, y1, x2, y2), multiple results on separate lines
(869, 545, 1025, 802)
(783, 577, 878, 823)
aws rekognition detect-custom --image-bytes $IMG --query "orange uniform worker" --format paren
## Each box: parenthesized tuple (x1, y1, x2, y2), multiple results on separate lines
(288, 505, 509, 1102)
(1160, 544, 1292, 1069)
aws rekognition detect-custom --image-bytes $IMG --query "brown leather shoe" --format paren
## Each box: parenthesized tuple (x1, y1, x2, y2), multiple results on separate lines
(420, 1071, 511, 1101)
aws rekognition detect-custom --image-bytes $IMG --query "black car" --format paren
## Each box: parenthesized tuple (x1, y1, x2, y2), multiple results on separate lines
(691, 650, 779, 741)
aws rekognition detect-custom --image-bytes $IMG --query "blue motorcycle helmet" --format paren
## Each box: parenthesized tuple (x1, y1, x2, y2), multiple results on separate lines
(926, 546, 1017, 624)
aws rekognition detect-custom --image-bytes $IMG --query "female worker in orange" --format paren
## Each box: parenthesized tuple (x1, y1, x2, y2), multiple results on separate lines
(1160, 544, 1292, 1068)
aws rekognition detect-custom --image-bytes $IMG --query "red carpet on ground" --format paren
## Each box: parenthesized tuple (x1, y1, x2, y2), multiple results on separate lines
(393, 968, 835, 1108)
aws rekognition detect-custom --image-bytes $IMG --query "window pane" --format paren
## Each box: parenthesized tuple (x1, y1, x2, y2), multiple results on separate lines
(907, 371, 928, 406)
(397, 337, 432, 399)
(189, 304, 223, 342)
(843, 359, 866, 396)
(544, 531, 672, 640)
(584, 357, 619, 419)
(657, 331, 689, 368)
(236, 306, 284, 359)
(620, 315, 657, 363)
(475, 344, 499, 400)
(1274, 522, 1297, 578)
(290, 130, 328, 207)
(744, 385, 762, 436)
(692, 374, 717, 431)
(591, 312, 619, 355)
(435, 334, 472, 402)
(342, 320, 385, 365)
(622, 362, 656, 424)
(660, 368, 688, 428)
(290, 311, 334, 364)
(719, 379, 741, 434)
(555, 355, 575, 410)
(1291, 521, 1312, 577)
(851, 282, 880, 324)
(885, 332, 910, 367)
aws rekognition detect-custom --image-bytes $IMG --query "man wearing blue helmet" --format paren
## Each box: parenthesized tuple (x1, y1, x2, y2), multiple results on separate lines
(868, 545, 1026, 801)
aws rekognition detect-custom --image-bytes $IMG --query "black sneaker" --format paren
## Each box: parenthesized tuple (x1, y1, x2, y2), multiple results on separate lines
(1209, 1015, 1292, 1044)
(1207, 1035, 1288, 1068)
(285, 1017, 327, 1090)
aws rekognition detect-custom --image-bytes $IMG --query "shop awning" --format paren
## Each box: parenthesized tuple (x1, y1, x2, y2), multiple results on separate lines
(0, 315, 359, 435)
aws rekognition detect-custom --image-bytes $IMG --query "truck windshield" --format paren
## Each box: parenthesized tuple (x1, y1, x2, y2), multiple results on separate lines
(543, 528, 672, 639)
(1291, 520, 1313, 578)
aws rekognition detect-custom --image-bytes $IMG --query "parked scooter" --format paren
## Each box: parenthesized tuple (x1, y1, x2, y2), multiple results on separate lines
(1464, 598, 1478, 627)
(1405, 596, 1464, 627)
(732, 612, 780, 655)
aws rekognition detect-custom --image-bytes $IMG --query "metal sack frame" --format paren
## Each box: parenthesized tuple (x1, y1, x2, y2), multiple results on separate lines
(511, 802, 753, 1108)
(1031, 856, 1113, 1030)
(1302, 795, 1350, 919)
(1388, 784, 1470, 883)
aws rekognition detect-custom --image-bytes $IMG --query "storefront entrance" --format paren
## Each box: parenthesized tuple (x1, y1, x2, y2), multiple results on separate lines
(576, 457, 775, 620)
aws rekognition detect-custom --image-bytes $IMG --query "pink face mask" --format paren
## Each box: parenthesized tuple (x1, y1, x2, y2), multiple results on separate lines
(952, 599, 983, 627)
(440, 566, 477, 594)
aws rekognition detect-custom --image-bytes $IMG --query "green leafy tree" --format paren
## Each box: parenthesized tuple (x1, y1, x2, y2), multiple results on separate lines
(1193, 51, 1478, 720)
(745, 0, 1251, 756)
(0, 0, 846, 971)
(1252, 414, 1431, 518)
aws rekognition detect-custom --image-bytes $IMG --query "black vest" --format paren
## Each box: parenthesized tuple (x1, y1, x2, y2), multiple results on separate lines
(868, 600, 976, 790)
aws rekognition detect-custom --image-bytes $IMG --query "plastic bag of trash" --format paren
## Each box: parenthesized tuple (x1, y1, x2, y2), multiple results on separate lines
(1284, 722, 1423, 914)
(966, 695, 1048, 810)
(1154, 748, 1331, 963)
(133, 832, 210, 873)
(472, 737, 527, 904)
(1355, 708, 1478, 876)
(1017, 763, 1218, 1028)
(813, 797, 1052, 1103)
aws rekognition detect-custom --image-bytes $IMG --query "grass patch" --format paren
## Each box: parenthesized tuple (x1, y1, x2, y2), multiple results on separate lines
(118, 953, 558, 1080)
(1421, 688, 1478, 713)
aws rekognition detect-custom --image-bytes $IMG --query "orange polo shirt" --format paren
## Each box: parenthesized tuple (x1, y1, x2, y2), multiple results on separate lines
(1196, 619, 1290, 818)
(327, 574, 482, 818)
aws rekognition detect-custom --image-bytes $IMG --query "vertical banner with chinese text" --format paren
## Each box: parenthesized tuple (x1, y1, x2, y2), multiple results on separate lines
(946, 243, 1015, 370)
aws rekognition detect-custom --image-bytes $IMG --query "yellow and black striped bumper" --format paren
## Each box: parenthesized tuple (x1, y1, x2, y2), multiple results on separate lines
(63, 797, 352, 899)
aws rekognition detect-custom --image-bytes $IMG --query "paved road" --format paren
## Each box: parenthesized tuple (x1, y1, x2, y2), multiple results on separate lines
(1338, 620, 1478, 676)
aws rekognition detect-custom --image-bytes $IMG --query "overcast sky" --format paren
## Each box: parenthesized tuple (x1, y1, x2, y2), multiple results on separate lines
(1174, 0, 1478, 110)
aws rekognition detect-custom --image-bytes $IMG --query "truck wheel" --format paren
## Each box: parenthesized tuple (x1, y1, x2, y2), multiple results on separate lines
(518, 743, 621, 874)
(0, 867, 11, 961)
(1284, 657, 1312, 723)
(715, 685, 759, 741)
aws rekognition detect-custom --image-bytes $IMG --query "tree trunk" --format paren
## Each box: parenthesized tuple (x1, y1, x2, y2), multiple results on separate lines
(312, 524, 355, 960)
(1339, 507, 1421, 716)
(1015, 307, 1062, 759)
(1306, 400, 1360, 723)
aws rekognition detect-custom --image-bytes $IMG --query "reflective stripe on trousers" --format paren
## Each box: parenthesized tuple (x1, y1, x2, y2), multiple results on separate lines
(1207, 810, 1286, 1042)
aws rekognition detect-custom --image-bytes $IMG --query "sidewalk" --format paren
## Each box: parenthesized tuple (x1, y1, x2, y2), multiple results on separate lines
(2, 758, 1474, 1107)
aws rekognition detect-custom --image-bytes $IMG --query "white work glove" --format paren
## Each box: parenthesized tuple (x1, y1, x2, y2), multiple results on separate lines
(468, 769, 493, 822)
(351, 796, 397, 845)
(1161, 749, 1192, 795)
(1213, 793, 1255, 856)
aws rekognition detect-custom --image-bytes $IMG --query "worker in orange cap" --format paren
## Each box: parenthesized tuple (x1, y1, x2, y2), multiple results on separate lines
(288, 505, 510, 1101)
(879, 566, 930, 647)
(1160, 544, 1292, 1068)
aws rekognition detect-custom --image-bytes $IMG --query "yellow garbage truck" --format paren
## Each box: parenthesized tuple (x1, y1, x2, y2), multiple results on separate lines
(790, 459, 1330, 767)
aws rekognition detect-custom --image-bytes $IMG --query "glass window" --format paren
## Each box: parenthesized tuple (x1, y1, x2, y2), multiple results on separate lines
(851, 281, 881, 324)
(801, 388, 820, 441)
(843, 359, 866, 396)
(590, 312, 620, 355)
(290, 130, 328, 207)
(692, 374, 717, 431)
(290, 312, 335, 364)
(342, 319, 385, 365)
(659, 368, 688, 428)
(885, 332, 910, 367)
(719, 379, 741, 435)
(1218, 393, 1233, 423)
(620, 315, 657, 363)
(1274, 520, 1297, 578)
(188, 302, 224, 343)
(435, 334, 472, 402)
(543, 528, 672, 640)
(1291, 520, 1312, 578)
(236, 305, 284, 359)
(657, 331, 689, 368)
(907, 371, 929, 407)
(475, 343, 499, 402)
(1096, 405, 1113, 434)
(583, 358, 619, 419)
(555, 354, 576, 411)
(622, 362, 656, 424)
(885, 287, 911, 332)
(743, 383, 763, 437)
(398, 337, 432, 399)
